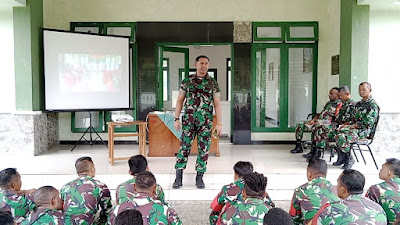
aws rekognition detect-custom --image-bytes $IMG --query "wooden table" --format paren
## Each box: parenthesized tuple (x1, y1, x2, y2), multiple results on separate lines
(147, 114, 220, 157)
(107, 121, 147, 165)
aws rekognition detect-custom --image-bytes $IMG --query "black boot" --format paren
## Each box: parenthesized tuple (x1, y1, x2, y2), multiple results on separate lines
(196, 172, 205, 189)
(302, 145, 317, 158)
(342, 153, 355, 170)
(172, 169, 183, 189)
(290, 140, 303, 154)
(333, 151, 346, 166)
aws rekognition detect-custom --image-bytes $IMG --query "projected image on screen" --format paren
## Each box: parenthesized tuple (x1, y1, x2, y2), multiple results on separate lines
(59, 54, 122, 92)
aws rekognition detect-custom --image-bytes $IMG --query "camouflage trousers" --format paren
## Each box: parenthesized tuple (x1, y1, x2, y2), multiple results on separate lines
(175, 113, 212, 172)
(313, 124, 338, 149)
(334, 127, 360, 153)
(295, 121, 313, 140)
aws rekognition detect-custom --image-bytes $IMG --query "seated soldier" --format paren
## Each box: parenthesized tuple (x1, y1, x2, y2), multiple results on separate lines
(21, 186, 63, 224)
(0, 168, 36, 223)
(337, 169, 387, 224)
(116, 155, 165, 204)
(366, 158, 400, 224)
(108, 171, 182, 225)
(210, 161, 274, 225)
(291, 87, 341, 155)
(311, 85, 356, 165)
(289, 159, 340, 225)
(61, 156, 112, 225)
(309, 200, 351, 225)
(263, 208, 292, 225)
(0, 211, 15, 225)
(220, 172, 271, 224)
(115, 209, 143, 225)
(334, 82, 379, 169)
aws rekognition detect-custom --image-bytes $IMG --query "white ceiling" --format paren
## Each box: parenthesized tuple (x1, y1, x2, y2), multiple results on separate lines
(0, 0, 26, 11)
(358, 0, 400, 11)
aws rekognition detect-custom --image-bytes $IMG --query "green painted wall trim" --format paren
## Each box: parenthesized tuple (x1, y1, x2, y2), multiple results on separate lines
(14, 0, 44, 111)
(339, 0, 369, 100)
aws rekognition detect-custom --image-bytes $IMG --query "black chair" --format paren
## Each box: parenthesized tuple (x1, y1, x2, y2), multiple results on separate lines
(350, 115, 380, 169)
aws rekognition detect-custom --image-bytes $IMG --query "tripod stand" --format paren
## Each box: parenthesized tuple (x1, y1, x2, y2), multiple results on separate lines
(71, 111, 108, 151)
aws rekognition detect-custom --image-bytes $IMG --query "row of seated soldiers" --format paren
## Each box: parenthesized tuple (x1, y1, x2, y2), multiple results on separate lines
(0, 155, 399, 225)
(291, 82, 380, 170)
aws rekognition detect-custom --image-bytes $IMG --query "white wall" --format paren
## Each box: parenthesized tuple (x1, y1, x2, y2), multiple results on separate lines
(368, 10, 400, 113)
(0, 9, 15, 113)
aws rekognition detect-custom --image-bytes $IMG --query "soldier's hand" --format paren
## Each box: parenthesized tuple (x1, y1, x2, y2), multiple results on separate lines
(213, 124, 222, 137)
(174, 120, 181, 131)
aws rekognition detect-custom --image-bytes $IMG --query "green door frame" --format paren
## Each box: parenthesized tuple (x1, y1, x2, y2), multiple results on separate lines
(251, 43, 318, 132)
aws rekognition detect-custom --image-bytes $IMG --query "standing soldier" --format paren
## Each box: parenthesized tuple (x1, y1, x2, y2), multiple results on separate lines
(108, 171, 182, 225)
(0, 168, 36, 223)
(21, 186, 64, 225)
(337, 169, 387, 224)
(61, 157, 112, 225)
(289, 159, 340, 225)
(334, 82, 379, 169)
(310, 85, 356, 164)
(291, 87, 341, 157)
(366, 158, 400, 224)
(173, 55, 222, 189)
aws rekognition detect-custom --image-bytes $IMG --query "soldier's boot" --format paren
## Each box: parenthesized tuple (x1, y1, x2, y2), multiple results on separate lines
(172, 169, 183, 189)
(302, 145, 317, 159)
(195, 172, 205, 189)
(342, 153, 355, 170)
(333, 150, 346, 166)
(290, 139, 303, 154)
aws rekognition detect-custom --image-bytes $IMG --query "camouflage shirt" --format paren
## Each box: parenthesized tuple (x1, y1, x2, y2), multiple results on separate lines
(311, 201, 352, 225)
(319, 99, 342, 121)
(290, 177, 340, 225)
(108, 192, 182, 225)
(366, 177, 400, 224)
(335, 98, 356, 125)
(60, 175, 112, 225)
(179, 73, 221, 116)
(220, 197, 270, 225)
(0, 188, 36, 223)
(116, 177, 165, 204)
(343, 194, 387, 224)
(21, 208, 64, 225)
(351, 97, 379, 138)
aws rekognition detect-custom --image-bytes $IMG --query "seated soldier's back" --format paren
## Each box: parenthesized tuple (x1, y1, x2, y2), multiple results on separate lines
(344, 194, 387, 224)
(0, 189, 35, 223)
(116, 177, 165, 204)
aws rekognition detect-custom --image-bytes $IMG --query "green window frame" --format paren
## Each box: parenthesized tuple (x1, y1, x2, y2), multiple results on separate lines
(163, 58, 170, 101)
(70, 22, 137, 133)
(253, 22, 318, 42)
(253, 22, 286, 42)
(286, 22, 319, 42)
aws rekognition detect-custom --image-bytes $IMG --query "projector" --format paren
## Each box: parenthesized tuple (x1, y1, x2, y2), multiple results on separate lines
(111, 114, 134, 122)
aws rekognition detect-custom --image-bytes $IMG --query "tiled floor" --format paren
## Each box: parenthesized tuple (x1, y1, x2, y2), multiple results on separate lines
(0, 141, 392, 224)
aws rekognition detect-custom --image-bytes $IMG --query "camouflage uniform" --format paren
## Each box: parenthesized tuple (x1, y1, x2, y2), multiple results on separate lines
(366, 177, 400, 224)
(209, 178, 275, 225)
(289, 177, 340, 225)
(108, 192, 182, 225)
(116, 177, 165, 204)
(310, 201, 353, 225)
(60, 175, 112, 225)
(0, 188, 36, 223)
(342, 194, 387, 224)
(334, 97, 379, 153)
(175, 73, 221, 172)
(294, 99, 341, 140)
(313, 98, 356, 149)
(220, 197, 270, 225)
(21, 208, 64, 225)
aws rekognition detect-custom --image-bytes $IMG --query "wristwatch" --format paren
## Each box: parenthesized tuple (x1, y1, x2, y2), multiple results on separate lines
(174, 117, 180, 121)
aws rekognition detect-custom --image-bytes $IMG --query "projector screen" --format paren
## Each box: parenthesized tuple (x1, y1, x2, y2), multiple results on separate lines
(43, 29, 130, 111)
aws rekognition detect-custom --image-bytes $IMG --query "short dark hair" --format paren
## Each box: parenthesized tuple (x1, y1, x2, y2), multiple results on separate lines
(75, 157, 94, 174)
(243, 172, 268, 198)
(331, 87, 340, 92)
(340, 169, 365, 194)
(135, 171, 156, 190)
(0, 168, 18, 188)
(0, 211, 14, 225)
(233, 161, 254, 177)
(359, 82, 371, 89)
(307, 159, 327, 176)
(386, 158, 400, 177)
(116, 209, 143, 225)
(33, 186, 58, 207)
(195, 55, 209, 62)
(128, 155, 148, 175)
(339, 85, 351, 93)
(263, 208, 293, 225)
